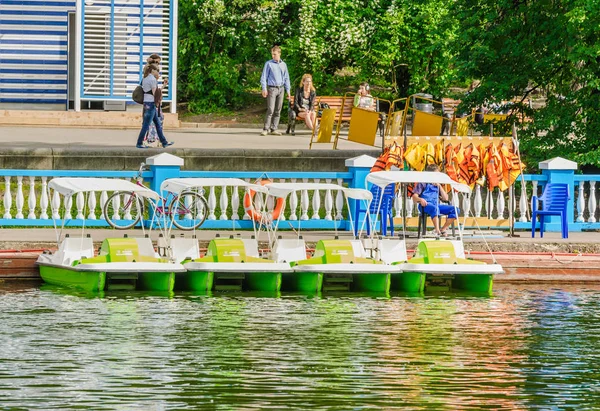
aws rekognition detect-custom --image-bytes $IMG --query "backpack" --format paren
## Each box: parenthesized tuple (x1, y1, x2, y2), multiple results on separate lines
(132, 83, 145, 104)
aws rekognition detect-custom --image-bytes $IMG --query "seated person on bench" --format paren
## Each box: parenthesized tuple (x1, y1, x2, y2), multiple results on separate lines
(411, 164, 459, 237)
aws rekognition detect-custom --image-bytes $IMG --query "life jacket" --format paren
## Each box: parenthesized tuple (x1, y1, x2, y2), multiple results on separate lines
(404, 143, 425, 171)
(371, 146, 390, 172)
(445, 143, 459, 182)
(387, 143, 404, 170)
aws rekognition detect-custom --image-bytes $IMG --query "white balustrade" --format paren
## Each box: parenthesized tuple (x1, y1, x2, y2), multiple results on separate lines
(497, 189, 505, 219)
(311, 178, 321, 220)
(300, 179, 309, 221)
(40, 177, 49, 219)
(588, 181, 597, 223)
(51, 190, 60, 220)
(289, 178, 298, 220)
(278, 179, 286, 221)
(576, 181, 585, 223)
(474, 185, 482, 218)
(15, 176, 24, 219)
(519, 181, 529, 222)
(219, 186, 229, 220)
(207, 186, 217, 220)
(335, 178, 343, 220)
(28, 176, 36, 219)
(324, 179, 333, 221)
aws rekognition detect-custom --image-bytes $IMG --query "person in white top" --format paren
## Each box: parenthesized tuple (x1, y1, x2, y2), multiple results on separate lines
(135, 64, 174, 149)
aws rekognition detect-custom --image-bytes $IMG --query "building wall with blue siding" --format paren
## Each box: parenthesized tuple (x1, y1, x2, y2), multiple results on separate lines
(0, 0, 75, 106)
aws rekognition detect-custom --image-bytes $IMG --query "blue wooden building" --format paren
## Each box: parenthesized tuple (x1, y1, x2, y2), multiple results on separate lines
(0, 0, 177, 112)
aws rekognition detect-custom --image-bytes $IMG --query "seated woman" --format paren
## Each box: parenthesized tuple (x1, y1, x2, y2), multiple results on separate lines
(290, 74, 317, 132)
(353, 82, 375, 110)
(411, 164, 459, 237)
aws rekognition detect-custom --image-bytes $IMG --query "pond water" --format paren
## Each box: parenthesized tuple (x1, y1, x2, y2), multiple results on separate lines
(1, 282, 599, 410)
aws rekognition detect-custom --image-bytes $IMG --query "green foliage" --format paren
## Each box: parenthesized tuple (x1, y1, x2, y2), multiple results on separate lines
(178, 0, 458, 110)
(453, 0, 600, 167)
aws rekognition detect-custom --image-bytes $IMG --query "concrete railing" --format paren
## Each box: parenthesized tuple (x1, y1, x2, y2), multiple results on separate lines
(0, 154, 598, 232)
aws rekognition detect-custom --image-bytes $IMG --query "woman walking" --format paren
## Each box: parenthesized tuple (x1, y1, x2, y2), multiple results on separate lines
(135, 64, 173, 149)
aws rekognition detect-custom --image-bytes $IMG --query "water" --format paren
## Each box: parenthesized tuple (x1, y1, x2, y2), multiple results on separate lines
(1, 282, 600, 410)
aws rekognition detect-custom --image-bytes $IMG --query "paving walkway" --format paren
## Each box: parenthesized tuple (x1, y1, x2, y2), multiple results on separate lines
(1, 125, 377, 151)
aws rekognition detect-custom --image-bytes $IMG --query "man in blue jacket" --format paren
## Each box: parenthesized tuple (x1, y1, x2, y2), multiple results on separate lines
(260, 45, 291, 136)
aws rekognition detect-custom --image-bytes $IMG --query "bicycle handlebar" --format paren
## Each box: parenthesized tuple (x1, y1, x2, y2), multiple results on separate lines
(136, 162, 146, 182)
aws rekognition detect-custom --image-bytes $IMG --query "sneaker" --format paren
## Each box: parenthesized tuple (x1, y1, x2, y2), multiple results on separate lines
(162, 141, 174, 148)
(260, 130, 268, 136)
(270, 130, 282, 136)
(136, 144, 148, 149)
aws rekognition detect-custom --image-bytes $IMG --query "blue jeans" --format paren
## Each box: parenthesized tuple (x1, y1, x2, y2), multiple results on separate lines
(422, 203, 458, 219)
(137, 102, 168, 146)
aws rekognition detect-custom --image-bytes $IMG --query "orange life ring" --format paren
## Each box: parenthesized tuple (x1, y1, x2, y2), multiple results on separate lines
(243, 180, 285, 222)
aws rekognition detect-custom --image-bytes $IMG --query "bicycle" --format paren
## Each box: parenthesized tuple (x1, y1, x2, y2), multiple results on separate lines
(102, 163, 209, 230)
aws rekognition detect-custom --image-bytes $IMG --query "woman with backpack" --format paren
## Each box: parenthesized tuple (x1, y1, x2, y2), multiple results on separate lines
(135, 64, 173, 149)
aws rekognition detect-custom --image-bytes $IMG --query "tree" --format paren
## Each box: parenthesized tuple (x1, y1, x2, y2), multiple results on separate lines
(453, 0, 600, 168)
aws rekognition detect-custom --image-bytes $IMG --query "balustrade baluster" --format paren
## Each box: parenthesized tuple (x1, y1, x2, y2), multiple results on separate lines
(88, 191, 97, 220)
(289, 178, 299, 220)
(474, 185, 482, 218)
(15, 176, 24, 219)
(109, 193, 118, 221)
(497, 189, 505, 219)
(278, 179, 287, 221)
(576, 181, 585, 223)
(311, 178, 321, 220)
(28, 176, 37, 219)
(335, 178, 343, 220)
(64, 195, 73, 220)
(462, 192, 471, 219)
(231, 186, 240, 220)
(300, 179, 309, 221)
(40, 177, 49, 219)
(394, 188, 402, 219)
(406, 193, 414, 217)
(532, 181, 539, 211)
(51, 190, 60, 220)
(123, 193, 133, 220)
(100, 191, 108, 222)
(588, 181, 597, 223)
(519, 181, 529, 222)
(220, 185, 229, 220)
(485, 188, 492, 218)
(242, 179, 251, 220)
(324, 179, 333, 221)
(207, 186, 217, 220)
(76, 192, 85, 219)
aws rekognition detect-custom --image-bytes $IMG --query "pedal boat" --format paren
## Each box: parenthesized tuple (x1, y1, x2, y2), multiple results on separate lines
(366, 171, 504, 294)
(181, 237, 292, 292)
(35, 178, 184, 292)
(264, 182, 395, 293)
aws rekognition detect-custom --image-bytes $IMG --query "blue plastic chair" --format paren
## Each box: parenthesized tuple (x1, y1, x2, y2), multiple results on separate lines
(531, 183, 570, 239)
(353, 184, 395, 236)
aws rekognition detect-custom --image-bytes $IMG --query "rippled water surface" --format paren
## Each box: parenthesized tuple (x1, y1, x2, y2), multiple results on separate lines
(1, 282, 600, 410)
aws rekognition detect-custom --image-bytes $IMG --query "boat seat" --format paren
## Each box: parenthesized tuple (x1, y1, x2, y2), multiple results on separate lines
(57, 237, 94, 265)
(170, 238, 201, 262)
(136, 237, 160, 258)
(378, 239, 408, 264)
(349, 240, 367, 258)
(448, 240, 466, 258)
(273, 239, 307, 263)
(241, 238, 260, 258)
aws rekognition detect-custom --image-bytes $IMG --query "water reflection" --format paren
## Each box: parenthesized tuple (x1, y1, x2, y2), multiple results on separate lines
(0, 283, 599, 409)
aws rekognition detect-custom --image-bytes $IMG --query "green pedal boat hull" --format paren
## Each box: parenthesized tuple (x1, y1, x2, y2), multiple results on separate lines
(175, 271, 215, 291)
(351, 273, 391, 293)
(281, 272, 323, 293)
(452, 274, 494, 294)
(137, 272, 176, 292)
(39, 266, 106, 292)
(391, 272, 426, 293)
(243, 272, 282, 292)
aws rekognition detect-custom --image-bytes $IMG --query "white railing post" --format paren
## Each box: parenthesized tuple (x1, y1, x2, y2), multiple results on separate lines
(220, 185, 229, 220)
(88, 192, 97, 220)
(300, 178, 309, 221)
(28, 176, 37, 219)
(324, 179, 333, 221)
(231, 186, 240, 220)
(278, 178, 287, 221)
(51, 190, 60, 220)
(208, 186, 217, 220)
(519, 181, 529, 222)
(588, 181, 597, 223)
(15, 176, 24, 219)
(40, 177, 49, 220)
(76, 192, 85, 220)
(335, 178, 344, 220)
(289, 178, 299, 220)
(311, 178, 321, 220)
(474, 185, 482, 218)
(576, 181, 585, 223)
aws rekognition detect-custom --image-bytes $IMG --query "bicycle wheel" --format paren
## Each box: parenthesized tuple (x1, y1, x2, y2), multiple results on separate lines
(103, 191, 144, 229)
(169, 192, 208, 230)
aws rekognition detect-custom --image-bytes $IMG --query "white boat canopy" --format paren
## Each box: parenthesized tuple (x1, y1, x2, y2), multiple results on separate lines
(49, 178, 160, 200)
(265, 182, 372, 201)
(366, 171, 471, 194)
(161, 178, 269, 195)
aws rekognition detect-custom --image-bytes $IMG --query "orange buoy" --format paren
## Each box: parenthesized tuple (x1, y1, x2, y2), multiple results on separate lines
(243, 180, 284, 222)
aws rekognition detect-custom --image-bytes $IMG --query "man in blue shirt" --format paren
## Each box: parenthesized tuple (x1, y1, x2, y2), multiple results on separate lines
(260, 45, 291, 136)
